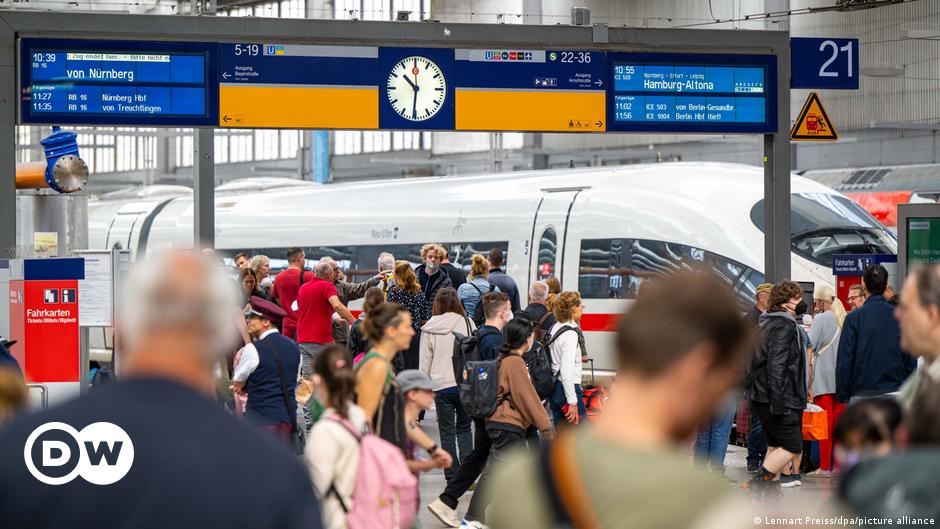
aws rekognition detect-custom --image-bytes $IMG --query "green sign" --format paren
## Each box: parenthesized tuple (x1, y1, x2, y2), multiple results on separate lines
(907, 217, 940, 267)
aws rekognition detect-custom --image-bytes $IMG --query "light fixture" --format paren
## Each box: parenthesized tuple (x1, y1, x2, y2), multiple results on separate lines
(860, 66, 905, 77)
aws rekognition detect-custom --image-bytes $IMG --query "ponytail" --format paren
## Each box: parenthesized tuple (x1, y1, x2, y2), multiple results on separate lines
(497, 343, 515, 357)
(312, 345, 357, 418)
(832, 297, 847, 328)
(545, 292, 558, 312)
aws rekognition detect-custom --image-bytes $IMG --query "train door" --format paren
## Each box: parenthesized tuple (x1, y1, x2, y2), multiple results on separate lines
(527, 188, 586, 291)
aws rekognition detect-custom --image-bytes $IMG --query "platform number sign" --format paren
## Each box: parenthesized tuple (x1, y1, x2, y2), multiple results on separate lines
(791, 37, 859, 90)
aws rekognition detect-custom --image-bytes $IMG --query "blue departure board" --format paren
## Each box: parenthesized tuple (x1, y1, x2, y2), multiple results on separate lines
(20, 39, 218, 126)
(606, 53, 776, 133)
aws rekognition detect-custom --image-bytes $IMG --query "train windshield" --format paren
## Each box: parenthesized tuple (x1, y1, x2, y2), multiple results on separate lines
(751, 193, 898, 266)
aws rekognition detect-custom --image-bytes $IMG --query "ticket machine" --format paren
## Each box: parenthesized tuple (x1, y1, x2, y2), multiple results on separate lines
(7, 258, 84, 406)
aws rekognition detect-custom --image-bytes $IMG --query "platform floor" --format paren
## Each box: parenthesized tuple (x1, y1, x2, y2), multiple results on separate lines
(416, 408, 837, 529)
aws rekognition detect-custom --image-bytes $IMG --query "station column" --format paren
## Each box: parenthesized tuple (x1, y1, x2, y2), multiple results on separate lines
(763, 35, 792, 284)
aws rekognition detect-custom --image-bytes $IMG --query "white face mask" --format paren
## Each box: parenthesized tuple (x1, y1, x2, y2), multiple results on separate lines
(425, 261, 438, 272)
(505, 310, 513, 322)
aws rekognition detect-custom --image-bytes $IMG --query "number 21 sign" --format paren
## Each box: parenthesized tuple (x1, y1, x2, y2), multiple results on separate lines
(791, 37, 859, 90)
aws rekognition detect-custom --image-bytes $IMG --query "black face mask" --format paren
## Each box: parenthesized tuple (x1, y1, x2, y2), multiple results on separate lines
(795, 300, 808, 316)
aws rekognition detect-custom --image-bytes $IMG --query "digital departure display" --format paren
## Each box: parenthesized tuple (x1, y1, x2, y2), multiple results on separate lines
(605, 53, 776, 134)
(907, 218, 940, 268)
(20, 39, 218, 126)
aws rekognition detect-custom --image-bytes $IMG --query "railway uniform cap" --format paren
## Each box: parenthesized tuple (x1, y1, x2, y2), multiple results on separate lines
(397, 370, 434, 394)
(245, 296, 287, 323)
(756, 283, 774, 295)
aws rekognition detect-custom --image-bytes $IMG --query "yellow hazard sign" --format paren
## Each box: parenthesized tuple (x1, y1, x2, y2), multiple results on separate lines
(790, 92, 838, 141)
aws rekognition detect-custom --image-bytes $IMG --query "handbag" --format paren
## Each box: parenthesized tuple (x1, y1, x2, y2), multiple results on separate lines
(269, 339, 305, 455)
(802, 403, 828, 441)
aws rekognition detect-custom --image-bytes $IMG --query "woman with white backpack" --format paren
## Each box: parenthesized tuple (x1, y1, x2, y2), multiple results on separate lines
(304, 345, 367, 529)
(807, 285, 848, 477)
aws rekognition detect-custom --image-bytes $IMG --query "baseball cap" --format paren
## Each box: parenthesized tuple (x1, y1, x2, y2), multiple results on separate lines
(397, 370, 434, 394)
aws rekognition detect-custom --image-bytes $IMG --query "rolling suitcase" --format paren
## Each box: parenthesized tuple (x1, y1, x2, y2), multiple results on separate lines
(581, 358, 608, 421)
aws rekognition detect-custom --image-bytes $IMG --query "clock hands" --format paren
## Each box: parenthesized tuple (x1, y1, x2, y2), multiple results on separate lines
(409, 58, 421, 119)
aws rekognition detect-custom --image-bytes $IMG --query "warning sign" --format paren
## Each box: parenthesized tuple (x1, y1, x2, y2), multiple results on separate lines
(790, 92, 838, 141)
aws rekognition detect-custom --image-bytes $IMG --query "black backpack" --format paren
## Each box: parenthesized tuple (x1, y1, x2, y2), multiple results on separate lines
(459, 357, 507, 419)
(451, 324, 502, 383)
(523, 342, 554, 401)
(468, 282, 495, 327)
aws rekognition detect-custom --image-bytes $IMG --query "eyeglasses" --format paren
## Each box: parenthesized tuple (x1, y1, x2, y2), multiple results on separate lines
(847, 295, 862, 301)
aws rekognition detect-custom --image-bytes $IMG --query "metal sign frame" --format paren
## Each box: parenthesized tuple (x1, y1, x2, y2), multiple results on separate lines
(0, 11, 793, 281)
(897, 203, 940, 283)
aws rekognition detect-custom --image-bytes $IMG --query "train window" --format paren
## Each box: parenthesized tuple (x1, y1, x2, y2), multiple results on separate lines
(750, 193, 897, 267)
(537, 227, 557, 280)
(218, 240, 509, 281)
(578, 238, 765, 308)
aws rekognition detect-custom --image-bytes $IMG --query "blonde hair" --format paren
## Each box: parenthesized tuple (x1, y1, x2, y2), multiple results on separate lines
(552, 291, 582, 323)
(469, 254, 488, 280)
(0, 367, 28, 425)
(545, 276, 562, 311)
(815, 285, 847, 328)
(249, 255, 270, 275)
(394, 260, 420, 295)
(421, 244, 446, 260)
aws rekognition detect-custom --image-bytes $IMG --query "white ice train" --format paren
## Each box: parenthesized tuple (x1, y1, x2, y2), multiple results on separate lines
(87, 162, 897, 374)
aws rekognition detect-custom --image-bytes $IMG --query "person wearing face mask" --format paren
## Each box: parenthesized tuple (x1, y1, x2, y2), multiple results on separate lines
(416, 244, 454, 306)
(744, 280, 809, 495)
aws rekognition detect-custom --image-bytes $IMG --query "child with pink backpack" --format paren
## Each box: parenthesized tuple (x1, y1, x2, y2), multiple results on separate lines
(306, 345, 423, 529)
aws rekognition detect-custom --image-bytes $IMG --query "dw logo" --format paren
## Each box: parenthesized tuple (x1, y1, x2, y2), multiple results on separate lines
(23, 422, 134, 485)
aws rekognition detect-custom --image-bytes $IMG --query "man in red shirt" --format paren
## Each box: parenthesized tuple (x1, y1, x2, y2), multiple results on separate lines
(272, 247, 314, 340)
(296, 262, 356, 429)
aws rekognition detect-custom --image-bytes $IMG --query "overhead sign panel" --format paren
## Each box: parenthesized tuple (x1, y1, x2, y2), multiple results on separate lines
(790, 92, 838, 141)
(218, 43, 378, 129)
(17, 39, 776, 135)
(454, 49, 606, 132)
(20, 38, 218, 126)
(606, 53, 777, 133)
(791, 37, 859, 90)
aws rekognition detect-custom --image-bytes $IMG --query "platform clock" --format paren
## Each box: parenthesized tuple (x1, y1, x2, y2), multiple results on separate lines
(386, 56, 447, 121)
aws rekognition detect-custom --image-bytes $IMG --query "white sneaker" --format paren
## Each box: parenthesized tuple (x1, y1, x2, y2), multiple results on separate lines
(459, 520, 489, 529)
(428, 499, 461, 528)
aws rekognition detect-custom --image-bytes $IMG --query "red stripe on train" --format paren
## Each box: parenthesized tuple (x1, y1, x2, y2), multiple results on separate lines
(578, 313, 620, 332)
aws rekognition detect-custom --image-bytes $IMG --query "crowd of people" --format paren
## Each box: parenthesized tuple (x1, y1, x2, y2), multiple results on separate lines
(1, 245, 939, 529)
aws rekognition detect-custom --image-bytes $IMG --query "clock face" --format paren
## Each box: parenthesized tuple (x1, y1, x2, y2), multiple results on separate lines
(386, 56, 446, 122)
